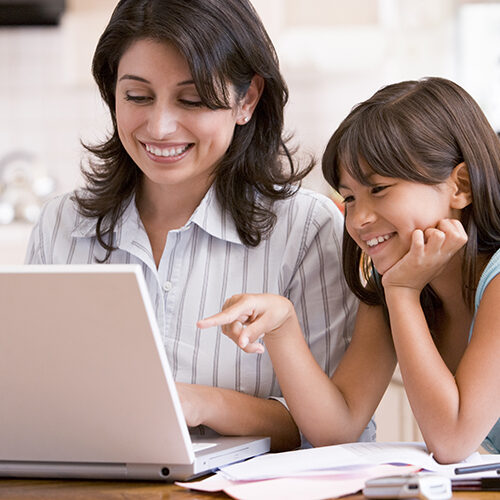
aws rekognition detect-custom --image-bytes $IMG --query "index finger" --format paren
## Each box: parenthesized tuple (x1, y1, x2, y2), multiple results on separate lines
(197, 303, 251, 329)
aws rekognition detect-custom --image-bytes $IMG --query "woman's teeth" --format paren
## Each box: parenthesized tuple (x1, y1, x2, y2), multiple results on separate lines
(366, 234, 392, 247)
(145, 144, 190, 157)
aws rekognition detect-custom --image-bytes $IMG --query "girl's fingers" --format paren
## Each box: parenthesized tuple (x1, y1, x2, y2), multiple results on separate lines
(436, 219, 468, 249)
(197, 302, 251, 329)
(408, 229, 425, 255)
(423, 227, 446, 252)
(234, 316, 270, 347)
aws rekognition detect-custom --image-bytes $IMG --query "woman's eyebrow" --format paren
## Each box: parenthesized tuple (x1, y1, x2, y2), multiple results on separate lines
(118, 74, 151, 83)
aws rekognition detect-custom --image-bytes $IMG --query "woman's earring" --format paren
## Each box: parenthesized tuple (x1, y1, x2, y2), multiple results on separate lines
(243, 116, 250, 123)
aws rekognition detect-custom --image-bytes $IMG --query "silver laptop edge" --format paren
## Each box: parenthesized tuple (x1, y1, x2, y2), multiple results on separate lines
(0, 264, 270, 481)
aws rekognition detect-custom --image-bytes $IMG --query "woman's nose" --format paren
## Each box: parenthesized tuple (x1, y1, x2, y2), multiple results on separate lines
(147, 104, 177, 139)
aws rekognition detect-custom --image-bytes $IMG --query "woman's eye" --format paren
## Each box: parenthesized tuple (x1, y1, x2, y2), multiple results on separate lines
(341, 195, 355, 204)
(124, 94, 152, 103)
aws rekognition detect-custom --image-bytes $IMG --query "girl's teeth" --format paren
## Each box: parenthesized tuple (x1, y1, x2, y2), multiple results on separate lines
(366, 234, 391, 247)
(146, 144, 189, 157)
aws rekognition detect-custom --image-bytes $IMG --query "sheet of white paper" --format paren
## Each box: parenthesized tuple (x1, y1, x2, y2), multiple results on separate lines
(218, 442, 500, 481)
(218, 442, 434, 481)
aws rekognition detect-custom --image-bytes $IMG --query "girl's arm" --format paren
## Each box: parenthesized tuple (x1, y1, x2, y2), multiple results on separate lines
(382, 219, 500, 463)
(198, 296, 396, 446)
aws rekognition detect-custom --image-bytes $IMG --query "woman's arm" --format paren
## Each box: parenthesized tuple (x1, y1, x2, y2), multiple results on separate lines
(198, 295, 396, 447)
(382, 220, 500, 462)
(176, 382, 300, 451)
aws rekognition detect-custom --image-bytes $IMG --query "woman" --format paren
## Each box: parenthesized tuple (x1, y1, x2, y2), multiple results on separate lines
(25, 0, 359, 451)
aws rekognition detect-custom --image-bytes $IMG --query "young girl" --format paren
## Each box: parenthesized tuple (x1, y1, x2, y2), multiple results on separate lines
(199, 77, 500, 463)
(25, 0, 359, 451)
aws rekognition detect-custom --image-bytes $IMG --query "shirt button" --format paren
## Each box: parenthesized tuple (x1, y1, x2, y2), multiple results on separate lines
(163, 281, 172, 292)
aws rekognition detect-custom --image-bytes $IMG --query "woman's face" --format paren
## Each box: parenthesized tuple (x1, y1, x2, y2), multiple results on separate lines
(115, 38, 245, 196)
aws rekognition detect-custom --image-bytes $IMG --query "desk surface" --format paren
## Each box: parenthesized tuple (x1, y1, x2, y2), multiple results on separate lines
(0, 479, 495, 499)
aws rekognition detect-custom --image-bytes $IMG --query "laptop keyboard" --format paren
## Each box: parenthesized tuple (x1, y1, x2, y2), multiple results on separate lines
(192, 442, 217, 453)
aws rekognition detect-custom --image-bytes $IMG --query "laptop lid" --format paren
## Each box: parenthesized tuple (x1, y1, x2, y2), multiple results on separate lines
(0, 265, 270, 480)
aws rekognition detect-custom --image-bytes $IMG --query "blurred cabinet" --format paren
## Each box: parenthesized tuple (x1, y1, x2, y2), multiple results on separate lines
(0, 224, 33, 264)
(375, 365, 423, 442)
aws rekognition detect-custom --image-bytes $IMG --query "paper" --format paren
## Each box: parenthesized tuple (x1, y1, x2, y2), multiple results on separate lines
(218, 442, 434, 481)
(177, 442, 500, 500)
(177, 464, 420, 500)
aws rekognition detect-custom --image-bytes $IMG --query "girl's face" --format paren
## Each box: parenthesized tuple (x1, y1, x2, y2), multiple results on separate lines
(338, 165, 459, 275)
(115, 39, 245, 196)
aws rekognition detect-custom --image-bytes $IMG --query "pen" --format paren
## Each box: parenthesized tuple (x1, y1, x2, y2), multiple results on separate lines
(452, 477, 500, 491)
(454, 462, 500, 475)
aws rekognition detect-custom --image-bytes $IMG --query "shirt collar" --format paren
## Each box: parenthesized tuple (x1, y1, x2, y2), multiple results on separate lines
(71, 185, 244, 245)
(187, 185, 243, 245)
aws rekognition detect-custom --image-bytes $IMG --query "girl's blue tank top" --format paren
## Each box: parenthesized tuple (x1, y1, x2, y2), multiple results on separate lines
(470, 248, 500, 453)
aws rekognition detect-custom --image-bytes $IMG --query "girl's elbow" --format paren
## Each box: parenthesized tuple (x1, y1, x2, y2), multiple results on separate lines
(305, 426, 367, 448)
(426, 439, 477, 465)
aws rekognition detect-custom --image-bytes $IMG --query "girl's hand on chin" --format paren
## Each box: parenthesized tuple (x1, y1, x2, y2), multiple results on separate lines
(381, 218, 468, 292)
(197, 294, 295, 353)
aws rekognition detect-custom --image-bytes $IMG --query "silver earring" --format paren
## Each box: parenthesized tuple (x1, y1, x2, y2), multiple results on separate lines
(244, 116, 250, 123)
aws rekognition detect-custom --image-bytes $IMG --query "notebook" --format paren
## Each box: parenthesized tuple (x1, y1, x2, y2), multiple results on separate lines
(0, 264, 270, 481)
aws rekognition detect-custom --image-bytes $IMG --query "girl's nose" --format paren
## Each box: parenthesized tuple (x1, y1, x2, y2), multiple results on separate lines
(348, 201, 376, 229)
(147, 104, 177, 139)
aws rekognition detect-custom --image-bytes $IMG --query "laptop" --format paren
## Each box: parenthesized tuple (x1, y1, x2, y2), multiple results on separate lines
(0, 264, 270, 481)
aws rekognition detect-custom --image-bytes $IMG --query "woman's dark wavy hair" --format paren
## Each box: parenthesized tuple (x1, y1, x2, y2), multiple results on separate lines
(75, 0, 312, 259)
(322, 77, 500, 327)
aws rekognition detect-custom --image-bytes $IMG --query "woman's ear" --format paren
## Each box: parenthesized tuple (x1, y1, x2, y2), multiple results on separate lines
(236, 75, 264, 125)
(449, 162, 472, 209)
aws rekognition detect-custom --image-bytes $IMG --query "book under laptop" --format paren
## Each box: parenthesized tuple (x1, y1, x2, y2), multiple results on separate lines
(0, 264, 270, 481)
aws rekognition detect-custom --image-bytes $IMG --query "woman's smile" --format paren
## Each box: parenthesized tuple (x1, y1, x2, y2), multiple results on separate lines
(142, 142, 194, 162)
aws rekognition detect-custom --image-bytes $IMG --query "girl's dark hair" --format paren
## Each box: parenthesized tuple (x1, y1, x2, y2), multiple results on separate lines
(322, 77, 500, 325)
(76, 0, 312, 259)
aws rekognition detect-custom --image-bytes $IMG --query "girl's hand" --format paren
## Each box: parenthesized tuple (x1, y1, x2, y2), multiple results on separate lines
(382, 218, 467, 292)
(197, 293, 295, 354)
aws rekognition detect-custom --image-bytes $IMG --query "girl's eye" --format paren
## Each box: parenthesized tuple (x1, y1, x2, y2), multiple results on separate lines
(124, 94, 152, 103)
(371, 185, 389, 195)
(341, 195, 355, 204)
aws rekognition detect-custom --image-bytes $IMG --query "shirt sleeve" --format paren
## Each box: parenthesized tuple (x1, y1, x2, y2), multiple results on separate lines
(24, 208, 46, 264)
(283, 193, 358, 377)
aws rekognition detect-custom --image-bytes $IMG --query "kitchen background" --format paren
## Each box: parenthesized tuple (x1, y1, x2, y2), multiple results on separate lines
(1, 0, 499, 443)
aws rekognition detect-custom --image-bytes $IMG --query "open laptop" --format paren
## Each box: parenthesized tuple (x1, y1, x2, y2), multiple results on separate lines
(0, 264, 270, 481)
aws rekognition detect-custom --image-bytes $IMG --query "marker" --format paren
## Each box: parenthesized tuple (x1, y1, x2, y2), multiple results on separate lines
(454, 462, 500, 475)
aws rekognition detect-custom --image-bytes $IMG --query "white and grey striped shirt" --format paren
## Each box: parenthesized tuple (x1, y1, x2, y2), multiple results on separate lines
(26, 185, 360, 418)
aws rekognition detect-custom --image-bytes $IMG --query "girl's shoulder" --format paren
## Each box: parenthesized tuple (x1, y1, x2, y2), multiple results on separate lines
(475, 249, 500, 307)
